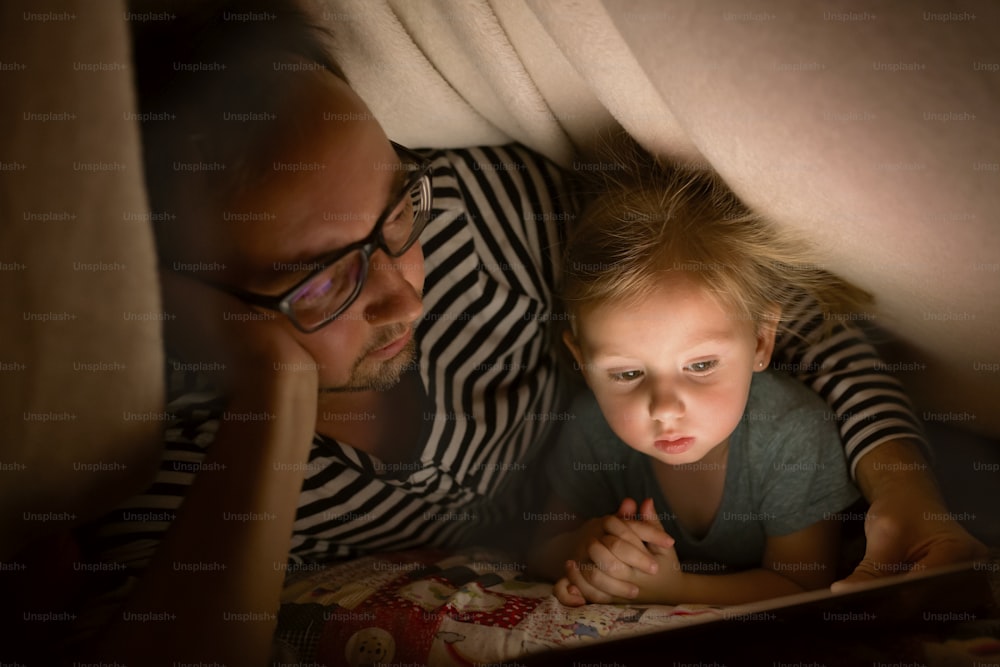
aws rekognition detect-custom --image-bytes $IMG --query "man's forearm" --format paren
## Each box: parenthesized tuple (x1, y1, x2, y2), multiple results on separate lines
(94, 368, 318, 666)
(853, 438, 942, 505)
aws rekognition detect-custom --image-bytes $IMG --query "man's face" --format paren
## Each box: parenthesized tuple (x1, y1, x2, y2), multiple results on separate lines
(206, 73, 425, 391)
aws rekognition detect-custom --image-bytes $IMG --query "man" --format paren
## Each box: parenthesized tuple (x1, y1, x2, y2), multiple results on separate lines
(81, 2, 984, 665)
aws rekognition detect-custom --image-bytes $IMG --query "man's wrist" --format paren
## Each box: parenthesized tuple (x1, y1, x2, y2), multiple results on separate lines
(853, 438, 942, 503)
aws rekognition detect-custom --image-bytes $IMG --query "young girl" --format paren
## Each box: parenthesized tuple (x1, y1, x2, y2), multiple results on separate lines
(529, 139, 867, 606)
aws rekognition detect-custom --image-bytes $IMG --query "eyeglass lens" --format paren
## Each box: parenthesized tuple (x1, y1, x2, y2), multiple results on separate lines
(287, 175, 429, 330)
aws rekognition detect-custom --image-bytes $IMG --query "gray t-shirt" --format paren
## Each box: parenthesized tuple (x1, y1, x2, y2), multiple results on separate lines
(546, 371, 861, 572)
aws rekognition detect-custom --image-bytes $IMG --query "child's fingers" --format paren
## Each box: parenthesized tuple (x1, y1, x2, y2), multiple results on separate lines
(616, 497, 639, 520)
(569, 556, 639, 601)
(554, 576, 586, 607)
(645, 541, 677, 558)
(600, 515, 649, 550)
(627, 498, 675, 550)
(639, 497, 659, 521)
(564, 561, 617, 604)
(592, 531, 659, 575)
(601, 513, 672, 563)
(624, 520, 675, 551)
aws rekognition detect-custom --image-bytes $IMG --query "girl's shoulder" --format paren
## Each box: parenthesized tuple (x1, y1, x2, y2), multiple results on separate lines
(746, 370, 834, 423)
(740, 371, 842, 463)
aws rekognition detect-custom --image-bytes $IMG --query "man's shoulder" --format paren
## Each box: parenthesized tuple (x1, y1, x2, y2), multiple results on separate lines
(425, 144, 570, 213)
(418, 142, 572, 309)
(427, 143, 562, 173)
(418, 143, 570, 237)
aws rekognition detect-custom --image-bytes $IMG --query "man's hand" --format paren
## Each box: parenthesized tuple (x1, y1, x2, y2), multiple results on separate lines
(96, 270, 321, 665)
(834, 440, 988, 590)
(160, 269, 317, 386)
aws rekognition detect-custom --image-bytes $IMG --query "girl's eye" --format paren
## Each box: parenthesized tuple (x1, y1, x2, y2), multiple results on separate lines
(686, 360, 718, 374)
(609, 370, 643, 383)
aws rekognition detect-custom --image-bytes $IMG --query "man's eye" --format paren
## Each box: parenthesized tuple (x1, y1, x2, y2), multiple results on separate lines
(609, 370, 643, 382)
(382, 197, 414, 248)
(295, 276, 335, 305)
(686, 360, 718, 374)
(292, 255, 360, 308)
(386, 196, 411, 227)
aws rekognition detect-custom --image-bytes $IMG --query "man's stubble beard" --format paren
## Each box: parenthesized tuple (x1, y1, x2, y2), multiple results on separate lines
(319, 325, 417, 394)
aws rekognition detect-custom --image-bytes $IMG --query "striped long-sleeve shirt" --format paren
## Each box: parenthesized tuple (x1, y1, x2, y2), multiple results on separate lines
(85, 144, 925, 573)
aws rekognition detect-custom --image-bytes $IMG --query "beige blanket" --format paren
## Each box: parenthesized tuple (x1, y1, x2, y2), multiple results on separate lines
(2, 0, 997, 551)
(318, 0, 699, 167)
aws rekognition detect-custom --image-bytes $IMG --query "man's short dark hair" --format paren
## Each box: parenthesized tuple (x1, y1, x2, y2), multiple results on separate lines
(128, 0, 347, 257)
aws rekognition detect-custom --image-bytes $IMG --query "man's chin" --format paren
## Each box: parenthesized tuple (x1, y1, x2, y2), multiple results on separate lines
(319, 339, 417, 393)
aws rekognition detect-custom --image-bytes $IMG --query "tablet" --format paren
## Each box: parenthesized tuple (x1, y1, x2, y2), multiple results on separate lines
(515, 561, 996, 666)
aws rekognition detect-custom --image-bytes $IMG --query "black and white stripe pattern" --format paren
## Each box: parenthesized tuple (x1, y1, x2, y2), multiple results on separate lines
(773, 293, 926, 476)
(88, 145, 570, 568)
(85, 145, 925, 573)
(285, 146, 568, 560)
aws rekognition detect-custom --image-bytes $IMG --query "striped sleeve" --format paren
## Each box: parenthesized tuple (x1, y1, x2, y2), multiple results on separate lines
(771, 293, 928, 478)
(284, 144, 573, 559)
(80, 144, 574, 569)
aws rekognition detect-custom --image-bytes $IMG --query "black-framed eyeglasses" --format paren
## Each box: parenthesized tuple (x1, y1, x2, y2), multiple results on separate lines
(186, 142, 433, 333)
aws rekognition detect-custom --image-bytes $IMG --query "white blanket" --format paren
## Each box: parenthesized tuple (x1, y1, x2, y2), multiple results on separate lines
(319, 0, 698, 167)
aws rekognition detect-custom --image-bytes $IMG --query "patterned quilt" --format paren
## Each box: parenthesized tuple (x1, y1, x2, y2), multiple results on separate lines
(273, 548, 725, 666)
(273, 547, 1000, 667)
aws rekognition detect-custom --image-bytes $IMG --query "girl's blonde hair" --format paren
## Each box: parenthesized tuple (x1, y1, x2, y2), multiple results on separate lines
(563, 135, 872, 339)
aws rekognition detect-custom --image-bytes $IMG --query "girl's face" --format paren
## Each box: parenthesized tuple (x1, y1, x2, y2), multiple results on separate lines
(565, 276, 778, 467)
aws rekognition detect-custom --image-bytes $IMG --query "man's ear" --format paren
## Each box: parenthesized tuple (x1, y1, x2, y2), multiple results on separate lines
(754, 304, 781, 371)
(562, 329, 588, 383)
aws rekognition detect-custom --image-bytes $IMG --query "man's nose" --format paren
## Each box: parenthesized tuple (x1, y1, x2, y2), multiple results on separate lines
(360, 247, 423, 326)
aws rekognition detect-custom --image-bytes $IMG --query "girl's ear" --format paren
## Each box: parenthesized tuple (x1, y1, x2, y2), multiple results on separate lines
(754, 304, 781, 371)
(562, 329, 589, 383)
